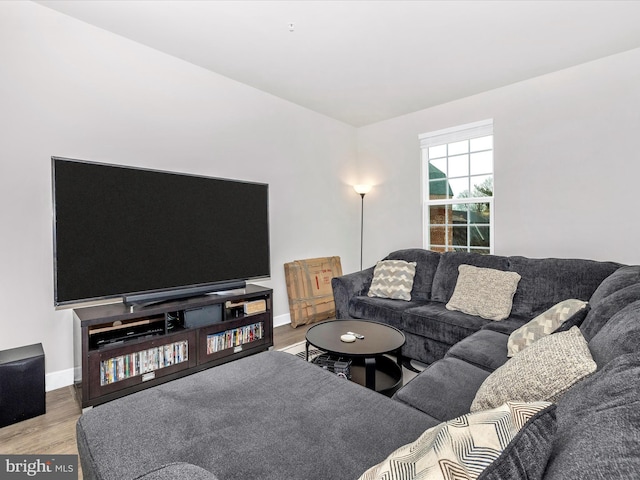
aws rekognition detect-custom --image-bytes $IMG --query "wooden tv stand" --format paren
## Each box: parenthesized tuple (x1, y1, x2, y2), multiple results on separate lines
(74, 285, 273, 408)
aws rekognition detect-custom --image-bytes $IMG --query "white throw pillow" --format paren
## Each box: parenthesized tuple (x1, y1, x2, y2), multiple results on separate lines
(446, 265, 521, 320)
(471, 326, 596, 412)
(359, 401, 552, 480)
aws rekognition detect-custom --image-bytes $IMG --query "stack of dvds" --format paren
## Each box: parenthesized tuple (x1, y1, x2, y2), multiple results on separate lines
(206, 322, 263, 355)
(99, 340, 189, 386)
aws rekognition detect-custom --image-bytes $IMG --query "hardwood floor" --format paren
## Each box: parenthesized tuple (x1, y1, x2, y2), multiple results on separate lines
(0, 323, 309, 478)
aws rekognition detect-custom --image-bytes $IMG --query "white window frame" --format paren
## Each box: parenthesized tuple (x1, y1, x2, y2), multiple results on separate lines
(419, 119, 494, 254)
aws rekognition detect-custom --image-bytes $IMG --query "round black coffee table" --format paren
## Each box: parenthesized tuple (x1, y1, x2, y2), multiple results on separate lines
(305, 319, 405, 396)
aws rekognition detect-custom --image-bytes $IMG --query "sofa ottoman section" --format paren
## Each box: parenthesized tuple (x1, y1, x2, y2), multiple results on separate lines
(393, 357, 490, 422)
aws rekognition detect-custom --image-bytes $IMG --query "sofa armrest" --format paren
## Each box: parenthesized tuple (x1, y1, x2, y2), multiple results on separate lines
(331, 267, 375, 318)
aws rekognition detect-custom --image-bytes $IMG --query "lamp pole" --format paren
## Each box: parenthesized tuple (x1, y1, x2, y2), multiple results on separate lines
(353, 185, 372, 270)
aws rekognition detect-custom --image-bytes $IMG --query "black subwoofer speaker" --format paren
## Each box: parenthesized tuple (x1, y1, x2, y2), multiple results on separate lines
(0, 343, 45, 428)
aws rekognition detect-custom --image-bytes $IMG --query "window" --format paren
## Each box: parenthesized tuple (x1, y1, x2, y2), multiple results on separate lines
(419, 119, 494, 254)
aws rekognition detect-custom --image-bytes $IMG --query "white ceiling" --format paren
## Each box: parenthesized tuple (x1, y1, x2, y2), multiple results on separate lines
(36, 0, 640, 127)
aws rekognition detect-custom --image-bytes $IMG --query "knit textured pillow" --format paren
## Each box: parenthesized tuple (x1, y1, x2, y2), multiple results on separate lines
(471, 327, 596, 412)
(507, 299, 587, 357)
(367, 260, 417, 301)
(446, 265, 521, 320)
(359, 401, 552, 480)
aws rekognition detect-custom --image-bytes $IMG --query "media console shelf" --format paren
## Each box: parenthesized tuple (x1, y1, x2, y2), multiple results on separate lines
(74, 285, 273, 408)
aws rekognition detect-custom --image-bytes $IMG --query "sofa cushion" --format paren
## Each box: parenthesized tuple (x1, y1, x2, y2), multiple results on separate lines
(401, 302, 490, 347)
(477, 404, 557, 480)
(543, 350, 640, 479)
(431, 252, 510, 303)
(393, 357, 490, 421)
(507, 299, 587, 357)
(359, 401, 552, 480)
(446, 329, 510, 372)
(471, 327, 596, 412)
(588, 265, 640, 307)
(384, 249, 442, 301)
(348, 296, 429, 330)
(507, 256, 619, 318)
(588, 300, 640, 368)
(580, 283, 640, 340)
(480, 316, 529, 335)
(446, 265, 521, 321)
(367, 259, 417, 301)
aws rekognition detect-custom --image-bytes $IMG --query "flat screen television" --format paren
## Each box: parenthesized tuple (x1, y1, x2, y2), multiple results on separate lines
(52, 157, 270, 307)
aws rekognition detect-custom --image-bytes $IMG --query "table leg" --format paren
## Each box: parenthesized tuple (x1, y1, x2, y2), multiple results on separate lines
(305, 341, 310, 361)
(365, 357, 376, 390)
(395, 348, 403, 369)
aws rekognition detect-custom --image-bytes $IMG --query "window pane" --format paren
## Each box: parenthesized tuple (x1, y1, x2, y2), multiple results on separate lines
(429, 205, 450, 224)
(452, 226, 468, 246)
(448, 154, 469, 178)
(429, 180, 450, 199)
(429, 225, 451, 247)
(471, 175, 493, 197)
(428, 144, 447, 159)
(429, 159, 447, 179)
(448, 140, 468, 155)
(468, 203, 491, 223)
(449, 177, 469, 199)
(470, 135, 493, 152)
(470, 151, 492, 175)
(470, 225, 490, 247)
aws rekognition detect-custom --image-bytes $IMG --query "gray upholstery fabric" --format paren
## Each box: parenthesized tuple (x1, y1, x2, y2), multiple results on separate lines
(347, 295, 429, 330)
(588, 300, 640, 368)
(77, 351, 440, 480)
(589, 265, 640, 307)
(431, 252, 510, 303)
(543, 350, 640, 479)
(393, 357, 490, 422)
(477, 405, 557, 480)
(331, 266, 375, 318)
(480, 316, 529, 335)
(400, 303, 490, 345)
(446, 329, 510, 372)
(135, 463, 220, 480)
(580, 283, 640, 340)
(383, 249, 442, 301)
(507, 256, 619, 318)
(402, 331, 451, 365)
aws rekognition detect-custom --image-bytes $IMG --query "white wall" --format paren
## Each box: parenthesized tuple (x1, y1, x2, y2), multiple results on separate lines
(357, 47, 640, 267)
(0, 2, 360, 389)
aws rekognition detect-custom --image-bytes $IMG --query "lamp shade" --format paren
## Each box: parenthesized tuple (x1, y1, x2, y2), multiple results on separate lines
(353, 184, 372, 195)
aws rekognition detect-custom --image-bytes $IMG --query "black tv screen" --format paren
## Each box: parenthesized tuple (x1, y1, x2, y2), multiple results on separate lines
(52, 157, 270, 306)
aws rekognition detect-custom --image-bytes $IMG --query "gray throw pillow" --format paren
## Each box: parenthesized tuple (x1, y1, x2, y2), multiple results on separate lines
(471, 327, 596, 412)
(446, 265, 521, 321)
(367, 259, 417, 301)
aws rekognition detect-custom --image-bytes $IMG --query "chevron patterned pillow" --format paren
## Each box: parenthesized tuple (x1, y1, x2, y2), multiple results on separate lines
(507, 298, 587, 357)
(368, 260, 418, 301)
(359, 401, 552, 480)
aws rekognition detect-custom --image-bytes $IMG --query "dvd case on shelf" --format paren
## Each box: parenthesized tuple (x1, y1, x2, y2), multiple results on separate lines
(99, 339, 189, 386)
(206, 322, 263, 355)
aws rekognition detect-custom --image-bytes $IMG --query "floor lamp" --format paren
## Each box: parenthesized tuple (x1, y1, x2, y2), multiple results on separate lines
(353, 185, 372, 270)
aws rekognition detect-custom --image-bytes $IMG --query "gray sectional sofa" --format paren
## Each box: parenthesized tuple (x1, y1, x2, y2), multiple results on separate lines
(332, 249, 621, 364)
(77, 254, 640, 480)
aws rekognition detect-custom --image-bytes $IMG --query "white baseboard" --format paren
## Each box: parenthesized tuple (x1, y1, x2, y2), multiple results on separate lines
(273, 313, 291, 328)
(46, 368, 75, 392)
